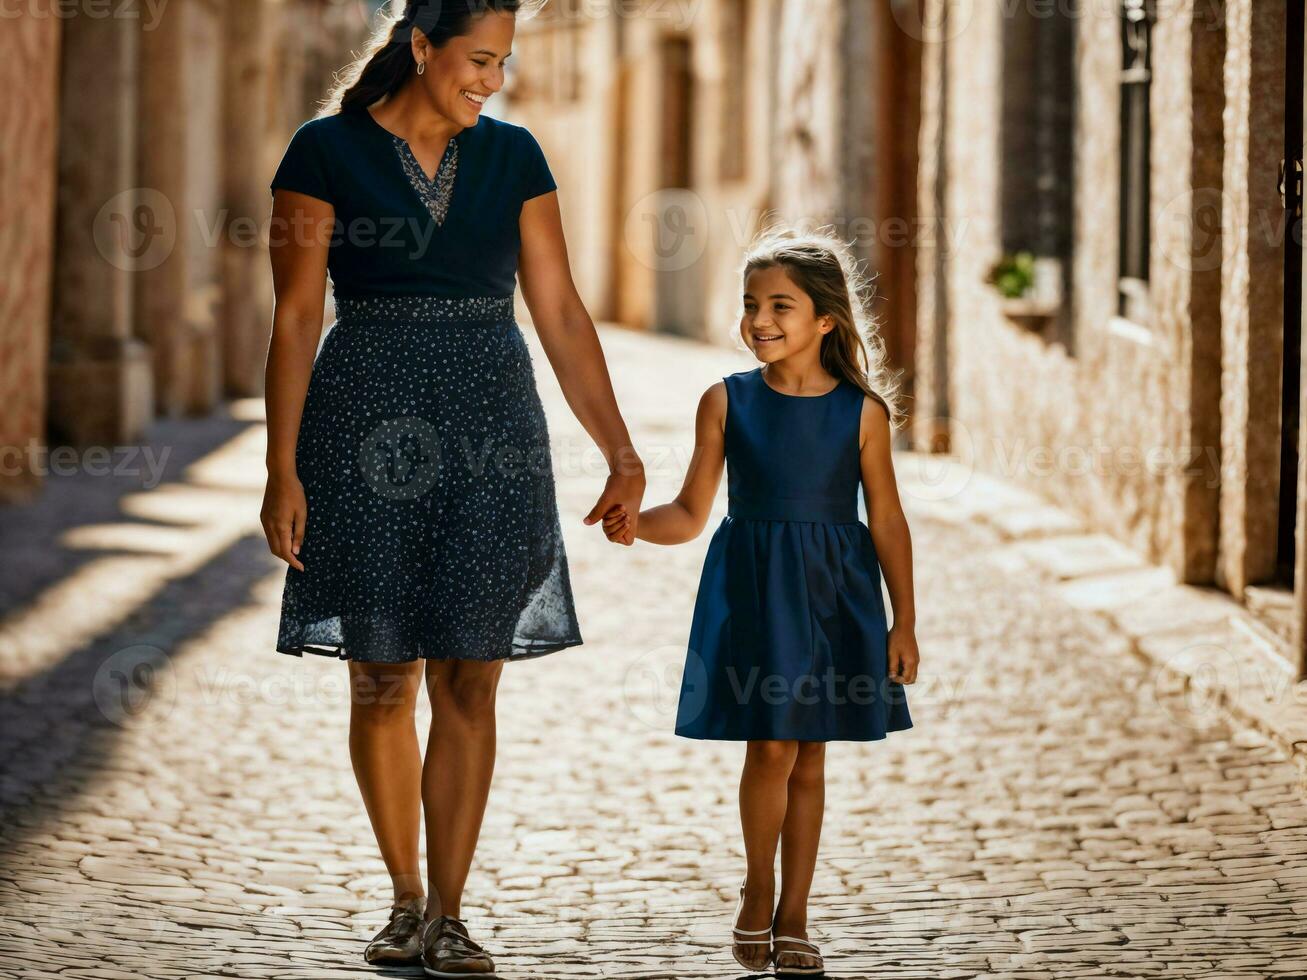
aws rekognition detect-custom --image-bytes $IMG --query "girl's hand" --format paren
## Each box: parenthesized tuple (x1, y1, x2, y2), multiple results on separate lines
(261, 470, 308, 572)
(887, 624, 919, 684)
(601, 505, 631, 543)
(583, 468, 645, 546)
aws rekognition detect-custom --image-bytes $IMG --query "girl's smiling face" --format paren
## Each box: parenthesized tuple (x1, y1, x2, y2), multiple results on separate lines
(740, 264, 834, 361)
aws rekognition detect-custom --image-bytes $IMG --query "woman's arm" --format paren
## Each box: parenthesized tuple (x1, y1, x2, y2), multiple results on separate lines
(260, 189, 333, 571)
(860, 398, 920, 684)
(607, 382, 726, 546)
(518, 190, 646, 543)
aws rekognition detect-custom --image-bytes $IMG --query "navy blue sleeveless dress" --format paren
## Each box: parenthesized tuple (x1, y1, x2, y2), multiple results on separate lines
(674, 368, 914, 741)
(267, 107, 582, 663)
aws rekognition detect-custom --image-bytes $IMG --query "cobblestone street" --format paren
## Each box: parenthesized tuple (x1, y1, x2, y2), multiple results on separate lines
(2, 323, 1307, 980)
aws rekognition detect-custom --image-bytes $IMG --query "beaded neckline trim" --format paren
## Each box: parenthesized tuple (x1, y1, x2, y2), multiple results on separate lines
(392, 134, 458, 226)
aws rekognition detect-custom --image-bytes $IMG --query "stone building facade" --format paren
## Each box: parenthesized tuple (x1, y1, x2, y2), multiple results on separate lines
(7, 0, 925, 497)
(0, 0, 361, 502)
(508, 0, 923, 374)
(13, 0, 1302, 679)
(914, 0, 1306, 675)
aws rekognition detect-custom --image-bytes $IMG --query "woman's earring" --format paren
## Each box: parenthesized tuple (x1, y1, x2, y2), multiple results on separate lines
(416, 60, 426, 75)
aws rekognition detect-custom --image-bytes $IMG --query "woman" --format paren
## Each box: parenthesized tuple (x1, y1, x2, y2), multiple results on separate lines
(260, 0, 645, 974)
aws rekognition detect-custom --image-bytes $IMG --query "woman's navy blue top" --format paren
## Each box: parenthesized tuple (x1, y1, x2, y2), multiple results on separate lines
(268, 106, 557, 300)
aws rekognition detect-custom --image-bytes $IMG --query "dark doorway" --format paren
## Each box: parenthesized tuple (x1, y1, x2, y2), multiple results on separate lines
(659, 37, 693, 189)
(1277, 0, 1305, 585)
(873, 1, 924, 423)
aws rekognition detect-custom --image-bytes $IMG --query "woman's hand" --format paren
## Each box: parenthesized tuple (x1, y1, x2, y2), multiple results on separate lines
(261, 470, 308, 571)
(887, 624, 920, 685)
(583, 467, 645, 545)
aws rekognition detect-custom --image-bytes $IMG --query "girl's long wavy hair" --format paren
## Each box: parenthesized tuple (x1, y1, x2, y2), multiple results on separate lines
(320, 0, 547, 117)
(739, 225, 904, 432)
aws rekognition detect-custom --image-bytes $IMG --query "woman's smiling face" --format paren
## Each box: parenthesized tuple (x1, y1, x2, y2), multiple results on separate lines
(417, 10, 515, 127)
(740, 264, 833, 361)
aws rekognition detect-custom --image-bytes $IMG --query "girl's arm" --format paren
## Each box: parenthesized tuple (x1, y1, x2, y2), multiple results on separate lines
(623, 381, 727, 546)
(860, 397, 920, 683)
(260, 188, 334, 572)
(518, 191, 646, 544)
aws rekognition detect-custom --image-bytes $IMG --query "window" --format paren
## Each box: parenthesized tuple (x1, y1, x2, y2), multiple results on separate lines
(997, 0, 1076, 339)
(1118, 0, 1154, 322)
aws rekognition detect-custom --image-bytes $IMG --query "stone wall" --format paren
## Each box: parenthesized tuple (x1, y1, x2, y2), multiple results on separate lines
(919, 0, 1232, 584)
(0, 6, 60, 502)
(509, 0, 780, 345)
(508, 3, 624, 324)
(1, 0, 364, 501)
(501, 0, 925, 379)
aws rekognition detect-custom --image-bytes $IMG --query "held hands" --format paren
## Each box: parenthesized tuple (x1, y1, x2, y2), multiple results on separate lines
(887, 623, 920, 685)
(598, 504, 631, 544)
(582, 464, 645, 546)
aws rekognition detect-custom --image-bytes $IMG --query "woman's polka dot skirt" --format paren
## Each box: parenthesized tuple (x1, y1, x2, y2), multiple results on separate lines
(276, 293, 584, 663)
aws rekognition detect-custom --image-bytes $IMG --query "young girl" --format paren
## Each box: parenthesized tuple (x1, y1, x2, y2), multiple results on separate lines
(600, 226, 919, 975)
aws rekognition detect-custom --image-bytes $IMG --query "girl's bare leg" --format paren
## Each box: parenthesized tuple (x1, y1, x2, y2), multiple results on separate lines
(737, 739, 799, 966)
(422, 657, 505, 920)
(348, 660, 426, 906)
(774, 741, 826, 950)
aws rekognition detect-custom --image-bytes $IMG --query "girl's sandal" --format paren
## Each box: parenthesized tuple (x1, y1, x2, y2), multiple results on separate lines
(731, 878, 774, 972)
(772, 934, 824, 976)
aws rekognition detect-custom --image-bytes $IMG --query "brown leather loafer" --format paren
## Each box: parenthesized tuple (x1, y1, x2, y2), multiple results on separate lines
(421, 914, 497, 977)
(363, 897, 425, 964)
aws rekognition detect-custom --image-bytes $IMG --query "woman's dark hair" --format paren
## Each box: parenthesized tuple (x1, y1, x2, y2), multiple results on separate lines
(320, 0, 547, 116)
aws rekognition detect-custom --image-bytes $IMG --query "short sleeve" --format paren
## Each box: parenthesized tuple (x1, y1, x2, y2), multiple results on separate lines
(518, 127, 557, 203)
(270, 121, 334, 204)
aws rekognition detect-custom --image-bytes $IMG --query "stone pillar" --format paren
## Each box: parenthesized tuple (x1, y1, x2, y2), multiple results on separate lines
(772, 0, 844, 224)
(913, 0, 951, 453)
(47, 0, 155, 450)
(0, 4, 60, 501)
(609, 11, 669, 333)
(137, 0, 223, 418)
(1148, 0, 1226, 582)
(221, 0, 274, 397)
(1218, 0, 1287, 595)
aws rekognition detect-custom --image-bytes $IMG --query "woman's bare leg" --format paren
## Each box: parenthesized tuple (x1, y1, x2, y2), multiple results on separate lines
(422, 657, 505, 920)
(773, 741, 826, 950)
(736, 739, 799, 967)
(347, 660, 426, 906)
